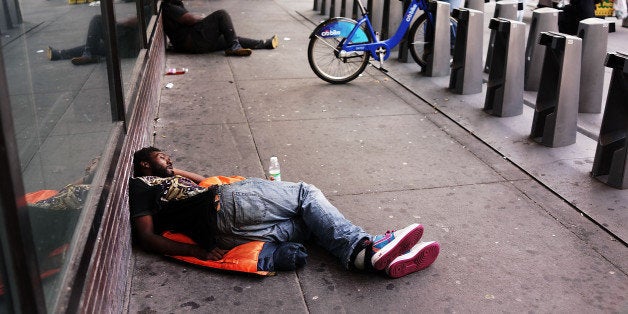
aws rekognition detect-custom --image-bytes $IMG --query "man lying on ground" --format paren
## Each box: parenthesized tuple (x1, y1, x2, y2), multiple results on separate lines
(129, 146, 440, 278)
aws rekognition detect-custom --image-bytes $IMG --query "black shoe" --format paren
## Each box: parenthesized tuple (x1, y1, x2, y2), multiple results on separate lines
(253, 35, 279, 50)
(225, 43, 252, 56)
(47, 46, 61, 61)
(265, 35, 279, 49)
(71, 55, 99, 65)
(48, 46, 86, 60)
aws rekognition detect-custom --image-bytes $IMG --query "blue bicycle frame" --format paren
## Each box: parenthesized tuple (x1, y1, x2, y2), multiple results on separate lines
(309, 0, 455, 83)
(315, 0, 424, 63)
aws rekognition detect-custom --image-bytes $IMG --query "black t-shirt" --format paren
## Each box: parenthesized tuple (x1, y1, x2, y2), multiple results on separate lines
(128, 175, 218, 250)
(161, 0, 193, 50)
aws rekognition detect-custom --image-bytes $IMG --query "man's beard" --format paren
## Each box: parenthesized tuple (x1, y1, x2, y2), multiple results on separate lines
(150, 161, 174, 177)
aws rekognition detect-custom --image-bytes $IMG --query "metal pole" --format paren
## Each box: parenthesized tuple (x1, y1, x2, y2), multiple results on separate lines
(530, 32, 582, 147)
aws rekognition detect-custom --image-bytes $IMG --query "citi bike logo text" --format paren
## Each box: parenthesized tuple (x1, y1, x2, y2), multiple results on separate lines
(405, 4, 418, 22)
(321, 29, 341, 36)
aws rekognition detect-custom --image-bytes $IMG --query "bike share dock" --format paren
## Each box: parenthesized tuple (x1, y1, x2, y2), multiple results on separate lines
(127, 0, 628, 312)
(307, 0, 627, 237)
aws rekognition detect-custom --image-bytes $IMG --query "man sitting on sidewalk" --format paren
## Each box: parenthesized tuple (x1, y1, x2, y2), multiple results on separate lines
(129, 147, 440, 278)
(161, 0, 278, 56)
(47, 15, 140, 65)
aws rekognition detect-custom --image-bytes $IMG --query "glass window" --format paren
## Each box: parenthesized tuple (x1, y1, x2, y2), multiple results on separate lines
(0, 0, 139, 308)
(0, 204, 13, 313)
(114, 0, 143, 93)
(140, 0, 157, 31)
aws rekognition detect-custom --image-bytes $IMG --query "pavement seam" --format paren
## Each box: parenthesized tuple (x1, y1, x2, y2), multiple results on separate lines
(227, 56, 268, 179)
(293, 270, 312, 313)
(327, 179, 522, 198)
(514, 184, 628, 276)
(380, 69, 628, 249)
(296, 4, 627, 245)
(273, 0, 319, 29)
(246, 112, 422, 123)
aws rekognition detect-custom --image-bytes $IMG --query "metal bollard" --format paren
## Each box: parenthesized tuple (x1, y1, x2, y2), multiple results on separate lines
(368, 0, 385, 36)
(351, 0, 360, 18)
(591, 52, 628, 189)
(465, 0, 485, 12)
(577, 18, 610, 113)
(425, 1, 451, 77)
(450, 8, 484, 94)
(398, 0, 412, 62)
(377, 0, 404, 58)
(339, 0, 351, 17)
(484, 18, 526, 117)
(484, 1, 519, 73)
(530, 32, 582, 147)
(516, 0, 524, 21)
(524, 8, 560, 91)
(382, 0, 392, 39)
(320, 0, 328, 16)
(330, 0, 342, 18)
(314, 0, 319, 11)
(384, 0, 404, 41)
(494, 0, 519, 19)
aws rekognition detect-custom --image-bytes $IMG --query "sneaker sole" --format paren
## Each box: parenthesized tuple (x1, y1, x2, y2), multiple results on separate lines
(225, 49, 252, 57)
(386, 241, 440, 279)
(71, 57, 98, 65)
(371, 223, 423, 271)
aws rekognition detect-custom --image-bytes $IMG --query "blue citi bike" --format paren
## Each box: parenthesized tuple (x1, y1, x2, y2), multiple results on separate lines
(308, 0, 457, 84)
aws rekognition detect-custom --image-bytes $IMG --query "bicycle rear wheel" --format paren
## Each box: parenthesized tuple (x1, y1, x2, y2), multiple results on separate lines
(308, 35, 371, 84)
(408, 14, 457, 68)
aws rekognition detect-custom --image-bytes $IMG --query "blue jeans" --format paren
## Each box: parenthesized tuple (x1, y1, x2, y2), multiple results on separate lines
(215, 178, 370, 269)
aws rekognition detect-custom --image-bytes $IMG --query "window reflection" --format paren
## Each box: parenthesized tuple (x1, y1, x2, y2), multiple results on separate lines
(0, 0, 142, 308)
(46, 0, 143, 94)
(0, 203, 13, 312)
(25, 179, 89, 306)
(139, 0, 156, 31)
(114, 0, 143, 90)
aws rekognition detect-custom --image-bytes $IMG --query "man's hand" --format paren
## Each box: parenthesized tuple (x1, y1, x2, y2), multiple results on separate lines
(194, 246, 229, 260)
(134, 216, 228, 260)
(207, 247, 229, 260)
(173, 168, 206, 184)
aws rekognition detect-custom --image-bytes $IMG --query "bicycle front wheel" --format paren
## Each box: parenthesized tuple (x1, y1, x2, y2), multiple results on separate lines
(308, 35, 371, 84)
(408, 14, 457, 68)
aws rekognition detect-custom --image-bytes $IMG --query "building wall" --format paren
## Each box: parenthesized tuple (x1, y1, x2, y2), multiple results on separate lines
(77, 14, 166, 313)
(0, 2, 165, 311)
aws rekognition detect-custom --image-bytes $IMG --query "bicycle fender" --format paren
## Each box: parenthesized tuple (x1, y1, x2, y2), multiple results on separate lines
(309, 17, 369, 43)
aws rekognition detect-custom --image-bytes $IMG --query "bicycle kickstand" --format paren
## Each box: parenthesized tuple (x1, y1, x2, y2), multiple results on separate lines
(375, 47, 388, 73)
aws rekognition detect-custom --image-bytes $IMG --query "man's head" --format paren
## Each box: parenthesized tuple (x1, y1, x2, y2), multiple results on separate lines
(132, 147, 174, 177)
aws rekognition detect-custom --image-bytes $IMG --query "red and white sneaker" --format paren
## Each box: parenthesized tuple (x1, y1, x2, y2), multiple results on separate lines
(370, 223, 424, 271)
(385, 241, 440, 278)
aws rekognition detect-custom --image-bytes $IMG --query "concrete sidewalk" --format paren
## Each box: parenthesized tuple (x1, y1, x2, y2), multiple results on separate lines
(127, 0, 627, 312)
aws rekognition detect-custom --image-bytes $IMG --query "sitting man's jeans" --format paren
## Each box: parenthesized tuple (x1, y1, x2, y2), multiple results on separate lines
(216, 178, 370, 269)
(189, 9, 262, 53)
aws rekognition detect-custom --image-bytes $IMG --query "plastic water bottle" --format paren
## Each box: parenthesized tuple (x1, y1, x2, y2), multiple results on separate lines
(165, 68, 188, 75)
(269, 156, 281, 181)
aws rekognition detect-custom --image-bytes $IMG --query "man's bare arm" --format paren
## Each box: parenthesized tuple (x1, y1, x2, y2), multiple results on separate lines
(173, 168, 205, 183)
(133, 215, 227, 260)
